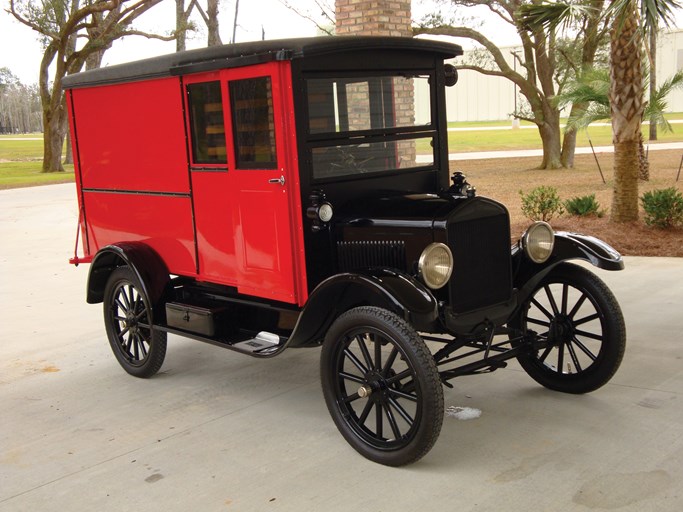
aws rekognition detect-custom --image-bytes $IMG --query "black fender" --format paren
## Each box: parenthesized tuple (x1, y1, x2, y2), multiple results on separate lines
(512, 231, 624, 309)
(86, 242, 170, 313)
(286, 269, 439, 348)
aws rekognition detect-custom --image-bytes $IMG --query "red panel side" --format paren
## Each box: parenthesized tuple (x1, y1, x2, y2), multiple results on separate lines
(82, 192, 196, 275)
(71, 78, 189, 194)
(191, 171, 238, 285)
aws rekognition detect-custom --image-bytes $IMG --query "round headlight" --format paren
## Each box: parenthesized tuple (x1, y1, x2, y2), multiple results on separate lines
(522, 221, 555, 263)
(418, 243, 453, 289)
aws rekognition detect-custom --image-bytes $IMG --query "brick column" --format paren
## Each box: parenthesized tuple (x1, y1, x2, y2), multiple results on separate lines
(336, 0, 412, 36)
(335, 0, 416, 167)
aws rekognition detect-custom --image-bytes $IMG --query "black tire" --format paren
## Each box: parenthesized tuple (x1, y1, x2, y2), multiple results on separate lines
(321, 306, 444, 466)
(103, 266, 167, 378)
(512, 263, 625, 394)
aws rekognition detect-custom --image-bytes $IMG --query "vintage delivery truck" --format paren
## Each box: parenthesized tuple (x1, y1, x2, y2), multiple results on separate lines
(63, 36, 626, 466)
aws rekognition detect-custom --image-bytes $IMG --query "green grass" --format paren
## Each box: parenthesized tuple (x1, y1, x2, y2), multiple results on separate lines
(0, 138, 45, 160)
(447, 117, 683, 152)
(0, 161, 74, 189)
(0, 136, 73, 188)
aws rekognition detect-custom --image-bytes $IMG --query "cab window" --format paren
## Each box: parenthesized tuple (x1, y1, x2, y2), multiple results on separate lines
(229, 77, 277, 169)
(186, 81, 227, 164)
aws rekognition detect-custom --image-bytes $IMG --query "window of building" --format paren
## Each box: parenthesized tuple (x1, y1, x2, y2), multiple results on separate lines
(229, 77, 277, 169)
(187, 81, 227, 164)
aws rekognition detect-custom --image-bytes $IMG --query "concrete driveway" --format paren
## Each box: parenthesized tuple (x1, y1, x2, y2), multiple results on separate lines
(1, 184, 682, 512)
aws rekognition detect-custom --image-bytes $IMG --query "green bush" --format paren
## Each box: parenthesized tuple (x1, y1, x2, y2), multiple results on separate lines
(564, 194, 604, 217)
(640, 187, 683, 228)
(519, 186, 564, 222)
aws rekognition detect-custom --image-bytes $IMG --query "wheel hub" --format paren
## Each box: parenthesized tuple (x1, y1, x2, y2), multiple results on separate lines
(358, 371, 392, 401)
(126, 311, 138, 335)
(549, 315, 574, 345)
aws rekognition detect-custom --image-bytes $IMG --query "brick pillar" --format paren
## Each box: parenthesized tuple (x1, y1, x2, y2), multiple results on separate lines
(336, 0, 412, 36)
(335, 0, 416, 167)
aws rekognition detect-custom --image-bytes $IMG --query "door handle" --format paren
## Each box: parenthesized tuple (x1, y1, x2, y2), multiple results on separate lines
(268, 175, 286, 186)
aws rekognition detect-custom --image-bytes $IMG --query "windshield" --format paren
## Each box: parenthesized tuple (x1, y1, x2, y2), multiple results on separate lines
(305, 74, 435, 180)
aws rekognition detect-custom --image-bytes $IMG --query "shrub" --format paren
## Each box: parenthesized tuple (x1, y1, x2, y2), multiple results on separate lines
(519, 186, 564, 222)
(640, 187, 683, 228)
(564, 194, 604, 217)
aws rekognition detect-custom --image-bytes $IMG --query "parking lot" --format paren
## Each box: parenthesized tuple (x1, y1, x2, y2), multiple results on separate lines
(1, 183, 682, 511)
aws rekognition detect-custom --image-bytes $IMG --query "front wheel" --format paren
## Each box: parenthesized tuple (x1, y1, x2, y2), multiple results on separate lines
(321, 307, 443, 466)
(103, 266, 167, 378)
(512, 263, 625, 394)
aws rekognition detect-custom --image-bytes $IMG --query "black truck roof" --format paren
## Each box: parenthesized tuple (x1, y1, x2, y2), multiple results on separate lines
(62, 36, 463, 89)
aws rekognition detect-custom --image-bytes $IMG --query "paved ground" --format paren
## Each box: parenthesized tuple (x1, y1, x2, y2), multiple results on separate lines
(1, 184, 682, 512)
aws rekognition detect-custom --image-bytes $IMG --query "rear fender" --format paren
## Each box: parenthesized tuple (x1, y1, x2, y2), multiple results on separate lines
(287, 269, 438, 348)
(86, 243, 170, 311)
(513, 231, 623, 306)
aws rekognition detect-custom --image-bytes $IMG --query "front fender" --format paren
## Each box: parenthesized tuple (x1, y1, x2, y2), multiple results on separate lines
(553, 232, 624, 270)
(512, 231, 623, 304)
(286, 269, 438, 347)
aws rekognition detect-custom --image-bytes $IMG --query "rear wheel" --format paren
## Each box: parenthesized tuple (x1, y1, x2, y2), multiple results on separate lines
(103, 267, 167, 378)
(321, 307, 443, 466)
(512, 263, 625, 393)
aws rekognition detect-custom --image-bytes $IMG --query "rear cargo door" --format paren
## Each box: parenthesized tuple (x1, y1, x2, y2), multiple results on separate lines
(187, 64, 301, 304)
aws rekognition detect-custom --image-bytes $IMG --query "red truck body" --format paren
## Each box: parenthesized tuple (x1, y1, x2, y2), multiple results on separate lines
(67, 61, 307, 305)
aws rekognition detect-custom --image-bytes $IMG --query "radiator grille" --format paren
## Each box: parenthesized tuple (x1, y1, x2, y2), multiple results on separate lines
(448, 215, 512, 312)
(337, 240, 407, 272)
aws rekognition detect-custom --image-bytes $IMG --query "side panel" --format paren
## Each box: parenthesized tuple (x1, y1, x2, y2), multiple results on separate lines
(72, 78, 190, 193)
(70, 77, 197, 275)
(82, 192, 196, 275)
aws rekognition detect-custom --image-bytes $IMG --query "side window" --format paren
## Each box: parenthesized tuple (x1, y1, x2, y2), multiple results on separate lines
(229, 77, 277, 169)
(187, 81, 227, 164)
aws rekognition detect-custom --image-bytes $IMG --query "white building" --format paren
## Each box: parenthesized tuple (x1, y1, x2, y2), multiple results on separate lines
(431, 29, 683, 123)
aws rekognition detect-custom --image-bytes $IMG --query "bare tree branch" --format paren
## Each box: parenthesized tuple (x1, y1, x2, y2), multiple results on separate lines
(277, 0, 334, 35)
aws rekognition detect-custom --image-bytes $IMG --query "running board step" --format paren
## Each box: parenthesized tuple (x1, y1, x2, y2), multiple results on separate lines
(232, 331, 282, 353)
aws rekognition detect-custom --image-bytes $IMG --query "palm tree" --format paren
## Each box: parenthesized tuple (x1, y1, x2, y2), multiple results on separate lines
(558, 67, 683, 181)
(521, 0, 681, 222)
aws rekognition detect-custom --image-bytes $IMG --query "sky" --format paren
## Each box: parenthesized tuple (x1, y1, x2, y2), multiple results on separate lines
(3, 0, 679, 86)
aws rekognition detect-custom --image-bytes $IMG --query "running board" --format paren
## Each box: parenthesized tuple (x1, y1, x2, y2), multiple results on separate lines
(156, 325, 286, 358)
(232, 332, 282, 353)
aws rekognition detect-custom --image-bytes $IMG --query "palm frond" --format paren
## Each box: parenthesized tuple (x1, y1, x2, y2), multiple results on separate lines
(645, 70, 683, 132)
(607, 0, 682, 35)
(566, 104, 611, 131)
(517, 1, 598, 32)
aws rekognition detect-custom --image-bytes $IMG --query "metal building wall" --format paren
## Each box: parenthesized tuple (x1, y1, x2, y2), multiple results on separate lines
(434, 29, 683, 123)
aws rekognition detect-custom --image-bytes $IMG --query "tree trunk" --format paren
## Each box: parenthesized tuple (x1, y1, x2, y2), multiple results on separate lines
(609, 3, 644, 222)
(612, 141, 640, 221)
(539, 123, 563, 169)
(42, 101, 67, 173)
(638, 131, 650, 181)
(40, 43, 66, 173)
(561, 126, 578, 168)
(176, 0, 187, 52)
(64, 130, 73, 165)
(537, 105, 563, 169)
(207, 0, 222, 46)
